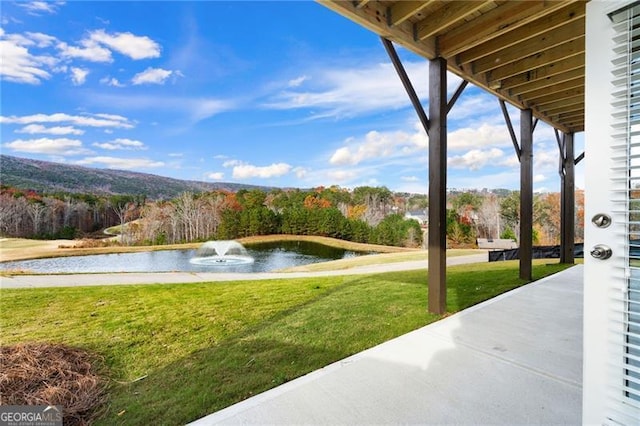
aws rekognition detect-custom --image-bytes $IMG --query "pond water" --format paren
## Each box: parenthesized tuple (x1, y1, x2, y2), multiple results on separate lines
(0, 240, 371, 274)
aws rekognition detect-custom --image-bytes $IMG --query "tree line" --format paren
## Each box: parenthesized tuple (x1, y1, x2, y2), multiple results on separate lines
(0, 184, 584, 248)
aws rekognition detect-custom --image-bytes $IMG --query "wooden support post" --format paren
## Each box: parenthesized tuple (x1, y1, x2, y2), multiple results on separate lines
(560, 132, 575, 264)
(428, 57, 447, 314)
(520, 109, 533, 281)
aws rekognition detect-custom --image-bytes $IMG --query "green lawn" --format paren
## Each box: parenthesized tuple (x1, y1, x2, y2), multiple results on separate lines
(280, 249, 484, 272)
(0, 260, 570, 425)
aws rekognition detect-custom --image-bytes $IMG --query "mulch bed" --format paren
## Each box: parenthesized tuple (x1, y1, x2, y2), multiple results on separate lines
(0, 343, 107, 425)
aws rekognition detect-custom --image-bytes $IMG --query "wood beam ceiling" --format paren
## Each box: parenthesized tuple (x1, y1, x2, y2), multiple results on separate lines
(318, 0, 586, 133)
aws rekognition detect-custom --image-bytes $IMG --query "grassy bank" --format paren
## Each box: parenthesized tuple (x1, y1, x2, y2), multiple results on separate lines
(0, 260, 570, 425)
(280, 248, 484, 272)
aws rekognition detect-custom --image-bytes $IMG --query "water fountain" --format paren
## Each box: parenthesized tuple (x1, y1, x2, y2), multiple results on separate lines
(189, 240, 255, 266)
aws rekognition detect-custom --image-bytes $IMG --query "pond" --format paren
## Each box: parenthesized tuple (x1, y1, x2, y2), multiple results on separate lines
(0, 240, 372, 274)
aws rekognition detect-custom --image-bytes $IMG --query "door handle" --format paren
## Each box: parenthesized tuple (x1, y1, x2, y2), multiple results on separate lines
(590, 244, 612, 260)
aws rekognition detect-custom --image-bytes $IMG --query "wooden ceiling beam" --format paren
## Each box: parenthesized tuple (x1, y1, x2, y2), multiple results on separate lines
(558, 109, 584, 118)
(509, 67, 584, 97)
(438, 1, 572, 58)
(542, 102, 584, 116)
(527, 87, 584, 107)
(488, 36, 584, 83)
(318, 0, 436, 58)
(520, 77, 583, 101)
(555, 111, 584, 122)
(472, 19, 585, 74)
(456, 1, 584, 65)
(318, 0, 586, 135)
(415, 1, 488, 41)
(388, 1, 432, 27)
(534, 95, 583, 112)
(500, 54, 584, 91)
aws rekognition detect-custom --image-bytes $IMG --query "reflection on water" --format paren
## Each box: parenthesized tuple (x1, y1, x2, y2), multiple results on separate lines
(0, 241, 369, 274)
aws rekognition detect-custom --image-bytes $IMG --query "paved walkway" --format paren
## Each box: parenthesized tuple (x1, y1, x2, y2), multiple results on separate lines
(191, 265, 583, 425)
(0, 254, 486, 288)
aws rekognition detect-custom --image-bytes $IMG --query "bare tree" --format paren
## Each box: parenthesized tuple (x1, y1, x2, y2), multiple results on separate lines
(26, 202, 46, 236)
(476, 194, 501, 239)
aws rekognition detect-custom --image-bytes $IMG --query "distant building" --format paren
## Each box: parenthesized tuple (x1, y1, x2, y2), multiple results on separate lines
(476, 238, 518, 250)
(405, 210, 427, 226)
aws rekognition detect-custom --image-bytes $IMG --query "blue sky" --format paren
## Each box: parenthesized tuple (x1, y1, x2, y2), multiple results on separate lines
(0, 1, 584, 194)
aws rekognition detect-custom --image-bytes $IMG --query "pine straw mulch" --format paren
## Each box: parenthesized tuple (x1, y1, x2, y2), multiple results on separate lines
(0, 343, 108, 425)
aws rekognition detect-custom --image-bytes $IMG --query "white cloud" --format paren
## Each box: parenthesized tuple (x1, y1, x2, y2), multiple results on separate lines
(265, 61, 462, 119)
(327, 169, 358, 182)
(232, 162, 292, 179)
(3, 137, 90, 155)
(169, 153, 184, 157)
(17, 1, 65, 15)
(293, 166, 308, 179)
(75, 156, 164, 169)
(401, 176, 420, 182)
(288, 75, 308, 87)
(0, 30, 63, 84)
(1, 112, 134, 129)
(26, 32, 57, 47)
(57, 40, 112, 62)
(131, 67, 174, 85)
(0, 38, 56, 84)
(90, 93, 233, 123)
(266, 62, 426, 118)
(329, 128, 427, 166)
(449, 171, 520, 190)
(448, 123, 512, 151)
(223, 159, 242, 168)
(533, 149, 559, 170)
(93, 138, 146, 150)
(189, 99, 228, 121)
(15, 124, 84, 135)
(4, 33, 38, 47)
(448, 148, 505, 171)
(70, 67, 89, 85)
(207, 172, 224, 180)
(89, 29, 160, 60)
(99, 76, 125, 87)
(533, 174, 547, 183)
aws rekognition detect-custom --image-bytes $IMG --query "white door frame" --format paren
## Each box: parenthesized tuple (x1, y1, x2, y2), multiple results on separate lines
(584, 1, 640, 423)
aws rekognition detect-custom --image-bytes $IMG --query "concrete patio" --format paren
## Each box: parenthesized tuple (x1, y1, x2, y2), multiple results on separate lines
(191, 265, 583, 425)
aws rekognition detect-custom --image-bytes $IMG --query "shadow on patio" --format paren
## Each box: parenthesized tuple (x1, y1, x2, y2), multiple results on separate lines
(191, 265, 583, 425)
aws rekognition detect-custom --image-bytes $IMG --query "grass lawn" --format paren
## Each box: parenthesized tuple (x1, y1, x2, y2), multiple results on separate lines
(0, 260, 570, 425)
(280, 249, 484, 272)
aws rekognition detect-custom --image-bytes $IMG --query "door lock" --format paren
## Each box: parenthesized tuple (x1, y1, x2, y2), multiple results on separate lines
(591, 213, 612, 228)
(590, 244, 612, 260)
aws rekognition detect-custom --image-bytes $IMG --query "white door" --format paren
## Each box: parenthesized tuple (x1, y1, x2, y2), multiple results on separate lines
(584, 1, 640, 424)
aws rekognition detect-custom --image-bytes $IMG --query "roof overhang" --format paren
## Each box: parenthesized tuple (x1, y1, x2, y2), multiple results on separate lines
(318, 0, 586, 134)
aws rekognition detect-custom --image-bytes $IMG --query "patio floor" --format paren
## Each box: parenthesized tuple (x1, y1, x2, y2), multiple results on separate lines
(190, 264, 583, 425)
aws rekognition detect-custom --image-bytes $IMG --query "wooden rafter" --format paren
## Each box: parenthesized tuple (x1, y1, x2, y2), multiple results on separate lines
(387, 1, 432, 27)
(527, 87, 584, 107)
(472, 19, 585, 74)
(318, 0, 587, 133)
(456, 2, 584, 65)
(489, 37, 584, 82)
(415, 1, 487, 41)
(438, 1, 572, 57)
(510, 67, 585, 97)
(500, 55, 584, 91)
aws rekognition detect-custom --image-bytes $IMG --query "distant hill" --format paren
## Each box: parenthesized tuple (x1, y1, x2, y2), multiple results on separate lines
(0, 155, 273, 199)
